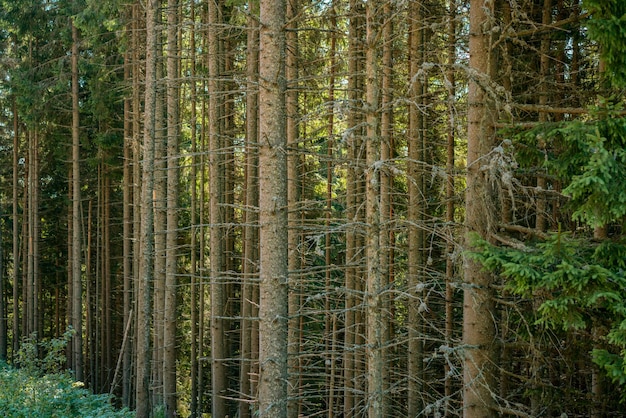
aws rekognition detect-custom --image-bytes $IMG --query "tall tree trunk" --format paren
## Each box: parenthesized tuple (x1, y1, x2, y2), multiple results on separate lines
(32, 128, 40, 339)
(207, 0, 227, 415)
(364, 1, 386, 415)
(326, 5, 338, 416)
(122, 48, 133, 408)
(463, 0, 497, 416)
(286, 0, 301, 415)
(0, 202, 5, 361)
(103, 171, 112, 390)
(164, 0, 180, 414)
(12, 98, 20, 360)
(444, 0, 457, 414)
(22, 141, 29, 340)
(240, 5, 260, 416)
(380, 2, 393, 411)
(407, 1, 425, 414)
(153, 41, 166, 408)
(136, 0, 159, 414)
(344, 2, 364, 414)
(189, 3, 199, 415)
(257, 0, 288, 413)
(130, 2, 144, 408)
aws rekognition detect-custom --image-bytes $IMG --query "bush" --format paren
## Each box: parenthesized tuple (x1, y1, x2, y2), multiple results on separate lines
(0, 331, 134, 418)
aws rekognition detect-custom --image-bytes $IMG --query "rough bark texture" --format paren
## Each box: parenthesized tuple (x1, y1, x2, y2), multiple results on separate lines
(257, 0, 288, 413)
(445, 1, 457, 414)
(364, 1, 385, 416)
(286, 0, 301, 415)
(121, 49, 132, 409)
(136, 0, 159, 415)
(207, 0, 227, 415)
(344, 1, 364, 414)
(71, 20, 84, 382)
(463, 0, 497, 416)
(240, 4, 260, 416)
(164, 0, 179, 414)
(407, 1, 425, 415)
(12, 98, 20, 359)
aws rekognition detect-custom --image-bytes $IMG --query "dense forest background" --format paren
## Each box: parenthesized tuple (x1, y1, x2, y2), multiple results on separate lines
(0, 0, 625, 416)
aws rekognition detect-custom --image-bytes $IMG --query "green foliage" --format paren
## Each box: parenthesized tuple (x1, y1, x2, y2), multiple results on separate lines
(585, 0, 626, 88)
(471, 233, 626, 400)
(0, 331, 134, 417)
(15, 329, 75, 376)
(511, 102, 626, 228)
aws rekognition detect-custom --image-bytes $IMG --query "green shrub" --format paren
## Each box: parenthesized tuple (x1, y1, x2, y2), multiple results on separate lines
(0, 331, 134, 418)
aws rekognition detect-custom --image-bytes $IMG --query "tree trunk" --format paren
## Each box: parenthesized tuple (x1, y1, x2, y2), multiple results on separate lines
(257, 0, 288, 413)
(12, 98, 20, 360)
(136, 0, 159, 414)
(207, 0, 227, 414)
(380, 2, 393, 412)
(364, 1, 386, 416)
(407, 1, 425, 414)
(286, 0, 301, 415)
(444, 1, 457, 414)
(0, 202, 5, 361)
(122, 48, 133, 407)
(240, 5, 260, 416)
(164, 0, 180, 413)
(463, 0, 497, 416)
(326, 5, 337, 416)
(344, 2, 364, 414)
(152, 39, 166, 408)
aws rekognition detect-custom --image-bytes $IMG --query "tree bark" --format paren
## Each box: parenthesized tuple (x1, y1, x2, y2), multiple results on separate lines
(364, 1, 386, 416)
(70, 21, 83, 382)
(344, 2, 364, 414)
(163, 0, 179, 413)
(407, 1, 425, 414)
(445, 0, 457, 414)
(122, 47, 133, 408)
(136, 0, 159, 415)
(207, 0, 227, 415)
(12, 97, 20, 360)
(240, 5, 260, 416)
(286, 0, 301, 415)
(257, 0, 288, 413)
(463, 0, 497, 416)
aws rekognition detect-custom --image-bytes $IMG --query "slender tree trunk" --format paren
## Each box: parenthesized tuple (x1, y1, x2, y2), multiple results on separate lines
(344, 2, 364, 414)
(189, 3, 199, 415)
(136, 0, 159, 414)
(326, 6, 337, 416)
(407, 1, 425, 414)
(364, 1, 386, 415)
(257, 0, 288, 413)
(130, 2, 143, 409)
(197, 71, 208, 416)
(153, 41, 166, 408)
(286, 0, 301, 414)
(103, 172, 112, 390)
(163, 1, 180, 414)
(240, 6, 260, 416)
(0, 204, 5, 361)
(32, 128, 40, 339)
(22, 141, 29, 340)
(380, 2, 393, 411)
(463, 0, 497, 416)
(122, 49, 133, 407)
(12, 98, 20, 360)
(207, 0, 227, 414)
(444, 1, 457, 415)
